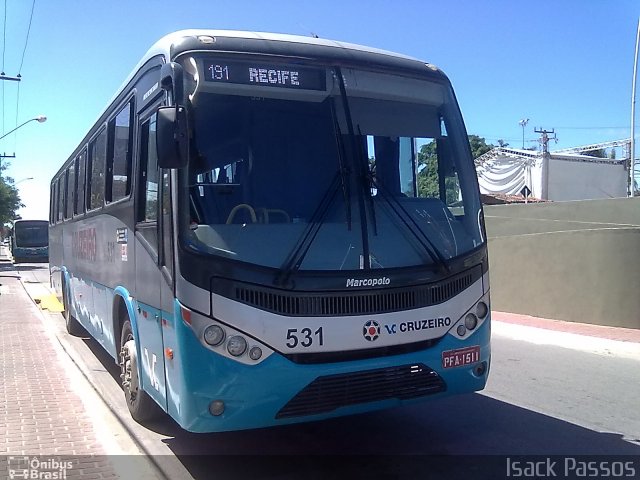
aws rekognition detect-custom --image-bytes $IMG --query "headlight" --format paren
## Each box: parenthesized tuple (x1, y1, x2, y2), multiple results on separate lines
(476, 301, 488, 319)
(465, 313, 478, 330)
(249, 346, 263, 361)
(203, 325, 225, 346)
(227, 336, 247, 357)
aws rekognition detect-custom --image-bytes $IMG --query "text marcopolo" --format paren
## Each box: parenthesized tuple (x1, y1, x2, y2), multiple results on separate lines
(346, 277, 391, 288)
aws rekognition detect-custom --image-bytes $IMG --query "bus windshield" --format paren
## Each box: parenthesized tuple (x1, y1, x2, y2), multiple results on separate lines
(180, 56, 483, 271)
(14, 221, 48, 247)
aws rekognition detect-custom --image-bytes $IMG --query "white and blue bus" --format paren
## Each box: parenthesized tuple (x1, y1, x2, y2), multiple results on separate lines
(11, 219, 49, 263)
(50, 30, 491, 433)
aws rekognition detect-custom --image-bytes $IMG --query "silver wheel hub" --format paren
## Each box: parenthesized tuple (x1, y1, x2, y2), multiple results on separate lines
(119, 339, 139, 402)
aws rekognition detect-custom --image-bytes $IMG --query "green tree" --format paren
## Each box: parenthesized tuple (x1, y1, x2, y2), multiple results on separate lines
(417, 140, 461, 204)
(0, 163, 24, 225)
(417, 141, 439, 198)
(468, 135, 495, 159)
(417, 135, 495, 202)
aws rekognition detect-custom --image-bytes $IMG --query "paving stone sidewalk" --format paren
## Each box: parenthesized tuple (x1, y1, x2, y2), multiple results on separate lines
(0, 250, 125, 479)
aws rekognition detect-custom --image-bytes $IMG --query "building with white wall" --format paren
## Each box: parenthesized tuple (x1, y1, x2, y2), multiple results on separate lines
(475, 147, 627, 201)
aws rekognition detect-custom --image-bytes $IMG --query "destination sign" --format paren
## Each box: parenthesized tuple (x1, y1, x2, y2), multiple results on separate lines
(202, 59, 326, 91)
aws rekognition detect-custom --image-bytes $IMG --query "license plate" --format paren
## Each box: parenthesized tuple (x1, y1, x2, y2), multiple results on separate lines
(442, 345, 480, 369)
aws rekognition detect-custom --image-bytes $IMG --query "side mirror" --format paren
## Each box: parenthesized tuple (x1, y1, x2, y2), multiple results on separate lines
(156, 105, 189, 169)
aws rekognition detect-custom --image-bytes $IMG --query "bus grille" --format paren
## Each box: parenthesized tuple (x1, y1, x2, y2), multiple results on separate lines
(234, 267, 478, 317)
(276, 363, 446, 419)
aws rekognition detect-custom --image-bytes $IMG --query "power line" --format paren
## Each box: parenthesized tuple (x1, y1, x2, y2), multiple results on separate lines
(1, 0, 5, 135)
(15, 0, 36, 143)
(553, 126, 628, 130)
(1, 0, 5, 74)
(13, 82, 19, 151)
(17, 0, 35, 75)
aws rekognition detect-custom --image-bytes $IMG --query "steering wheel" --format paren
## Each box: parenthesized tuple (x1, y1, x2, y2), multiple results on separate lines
(226, 204, 258, 224)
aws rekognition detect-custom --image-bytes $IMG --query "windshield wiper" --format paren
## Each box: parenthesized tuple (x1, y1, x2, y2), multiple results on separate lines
(274, 76, 355, 287)
(274, 172, 342, 287)
(357, 125, 378, 238)
(331, 97, 352, 230)
(369, 176, 450, 274)
(335, 66, 373, 269)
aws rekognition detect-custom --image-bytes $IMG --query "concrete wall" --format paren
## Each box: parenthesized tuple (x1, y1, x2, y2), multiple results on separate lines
(548, 158, 627, 201)
(484, 197, 640, 329)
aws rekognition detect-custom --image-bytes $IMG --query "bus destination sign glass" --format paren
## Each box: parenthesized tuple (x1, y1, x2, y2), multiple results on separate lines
(203, 60, 326, 91)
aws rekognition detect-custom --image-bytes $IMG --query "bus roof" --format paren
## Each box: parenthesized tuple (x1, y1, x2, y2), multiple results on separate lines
(148, 29, 422, 63)
(113, 29, 444, 115)
(66, 30, 446, 178)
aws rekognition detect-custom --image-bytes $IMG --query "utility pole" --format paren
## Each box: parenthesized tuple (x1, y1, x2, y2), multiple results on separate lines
(0, 73, 22, 180)
(0, 74, 20, 82)
(535, 127, 557, 200)
(630, 17, 639, 197)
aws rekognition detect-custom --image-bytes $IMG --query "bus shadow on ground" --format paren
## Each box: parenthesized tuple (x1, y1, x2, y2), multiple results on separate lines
(164, 395, 639, 480)
(0, 259, 18, 274)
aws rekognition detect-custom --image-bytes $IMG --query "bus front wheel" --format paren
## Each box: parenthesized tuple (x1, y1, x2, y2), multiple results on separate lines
(119, 320, 162, 423)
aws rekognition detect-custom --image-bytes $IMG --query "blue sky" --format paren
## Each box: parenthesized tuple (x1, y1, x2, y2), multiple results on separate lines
(0, 0, 637, 219)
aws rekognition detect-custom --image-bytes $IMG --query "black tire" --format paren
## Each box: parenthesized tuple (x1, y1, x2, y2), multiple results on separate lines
(119, 320, 163, 423)
(63, 282, 85, 336)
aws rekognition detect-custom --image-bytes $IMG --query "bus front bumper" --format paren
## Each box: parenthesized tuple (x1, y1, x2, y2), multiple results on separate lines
(171, 318, 491, 433)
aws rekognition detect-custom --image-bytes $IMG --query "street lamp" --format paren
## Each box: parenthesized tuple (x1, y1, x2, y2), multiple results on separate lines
(0, 115, 46, 175)
(15, 177, 34, 185)
(518, 118, 529, 149)
(0, 115, 47, 142)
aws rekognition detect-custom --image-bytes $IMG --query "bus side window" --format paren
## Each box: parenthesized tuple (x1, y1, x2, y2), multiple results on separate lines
(108, 100, 134, 203)
(137, 113, 159, 254)
(88, 127, 107, 210)
(75, 149, 87, 215)
(50, 180, 57, 224)
(65, 164, 75, 219)
(160, 168, 173, 277)
(57, 176, 65, 222)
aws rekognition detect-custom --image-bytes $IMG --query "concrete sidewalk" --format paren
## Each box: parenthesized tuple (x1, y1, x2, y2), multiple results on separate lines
(0, 247, 159, 480)
(492, 311, 640, 361)
(493, 311, 640, 343)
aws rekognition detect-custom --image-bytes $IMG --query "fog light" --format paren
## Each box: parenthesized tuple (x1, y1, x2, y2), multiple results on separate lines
(249, 346, 262, 361)
(456, 324, 466, 336)
(476, 301, 488, 319)
(204, 325, 225, 346)
(474, 362, 487, 376)
(227, 336, 247, 356)
(465, 313, 478, 330)
(209, 400, 225, 416)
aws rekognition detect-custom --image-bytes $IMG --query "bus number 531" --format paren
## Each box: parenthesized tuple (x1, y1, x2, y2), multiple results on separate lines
(286, 327, 324, 348)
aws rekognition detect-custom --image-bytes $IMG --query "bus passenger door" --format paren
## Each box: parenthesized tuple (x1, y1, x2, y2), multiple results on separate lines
(134, 111, 168, 411)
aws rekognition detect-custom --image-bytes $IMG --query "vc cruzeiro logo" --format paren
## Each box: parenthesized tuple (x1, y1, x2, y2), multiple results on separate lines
(363, 320, 380, 341)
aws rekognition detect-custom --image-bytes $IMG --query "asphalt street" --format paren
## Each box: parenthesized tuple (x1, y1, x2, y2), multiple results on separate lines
(9, 259, 640, 480)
